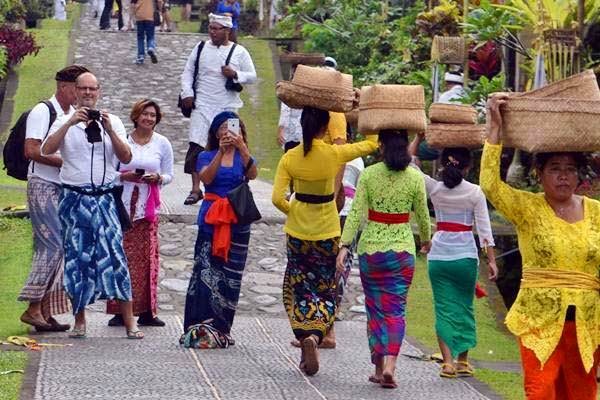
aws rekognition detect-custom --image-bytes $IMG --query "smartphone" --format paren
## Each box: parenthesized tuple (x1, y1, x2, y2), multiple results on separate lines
(227, 118, 240, 136)
(135, 168, 145, 175)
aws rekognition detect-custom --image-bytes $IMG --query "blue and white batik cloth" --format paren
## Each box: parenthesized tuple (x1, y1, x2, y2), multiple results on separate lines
(59, 183, 132, 314)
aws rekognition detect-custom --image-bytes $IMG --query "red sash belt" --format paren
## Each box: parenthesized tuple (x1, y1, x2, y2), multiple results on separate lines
(204, 193, 238, 262)
(436, 222, 472, 232)
(368, 209, 410, 224)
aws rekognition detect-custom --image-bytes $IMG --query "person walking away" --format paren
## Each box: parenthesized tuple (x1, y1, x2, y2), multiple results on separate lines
(180, 13, 256, 205)
(134, 0, 161, 64)
(272, 107, 378, 376)
(215, 0, 240, 42)
(182, 112, 257, 346)
(41, 72, 143, 340)
(18, 65, 90, 332)
(336, 130, 431, 389)
(409, 133, 498, 378)
(100, 0, 124, 30)
(106, 99, 173, 327)
(481, 94, 600, 399)
(160, 0, 172, 32)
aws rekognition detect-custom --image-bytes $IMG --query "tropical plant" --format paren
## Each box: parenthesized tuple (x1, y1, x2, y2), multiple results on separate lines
(0, 45, 8, 80)
(0, 24, 41, 66)
(468, 40, 502, 80)
(459, 73, 506, 119)
(22, 0, 54, 23)
(415, 0, 461, 37)
(0, 0, 27, 23)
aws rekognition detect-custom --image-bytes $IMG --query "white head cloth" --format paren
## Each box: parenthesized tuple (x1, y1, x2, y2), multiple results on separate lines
(444, 72, 464, 84)
(208, 13, 233, 28)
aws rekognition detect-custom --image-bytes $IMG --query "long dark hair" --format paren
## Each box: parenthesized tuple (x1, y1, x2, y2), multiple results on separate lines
(440, 147, 471, 189)
(379, 130, 411, 171)
(205, 112, 248, 151)
(300, 106, 330, 156)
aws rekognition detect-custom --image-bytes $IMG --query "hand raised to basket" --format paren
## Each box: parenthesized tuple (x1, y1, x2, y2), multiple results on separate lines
(486, 94, 508, 145)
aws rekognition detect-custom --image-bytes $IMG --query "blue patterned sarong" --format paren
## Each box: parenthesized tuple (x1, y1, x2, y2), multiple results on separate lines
(59, 183, 132, 315)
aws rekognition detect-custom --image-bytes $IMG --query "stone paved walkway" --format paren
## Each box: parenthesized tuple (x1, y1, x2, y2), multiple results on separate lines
(19, 7, 501, 400)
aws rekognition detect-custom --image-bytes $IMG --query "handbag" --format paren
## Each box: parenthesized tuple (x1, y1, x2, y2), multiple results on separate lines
(227, 180, 261, 225)
(224, 43, 243, 93)
(112, 185, 132, 232)
(178, 41, 205, 118)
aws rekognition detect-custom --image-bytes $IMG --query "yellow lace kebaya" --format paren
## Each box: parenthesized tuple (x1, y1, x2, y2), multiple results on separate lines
(480, 142, 600, 372)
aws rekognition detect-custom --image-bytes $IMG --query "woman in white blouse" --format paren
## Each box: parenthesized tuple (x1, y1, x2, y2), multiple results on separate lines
(107, 99, 174, 327)
(409, 133, 497, 379)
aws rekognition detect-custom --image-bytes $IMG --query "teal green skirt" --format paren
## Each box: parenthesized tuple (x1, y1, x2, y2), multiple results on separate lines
(428, 258, 478, 358)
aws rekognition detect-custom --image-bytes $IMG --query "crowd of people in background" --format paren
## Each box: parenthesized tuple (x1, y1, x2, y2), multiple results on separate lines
(16, 6, 599, 399)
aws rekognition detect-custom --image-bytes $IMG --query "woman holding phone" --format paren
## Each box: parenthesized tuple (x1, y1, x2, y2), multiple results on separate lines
(106, 99, 174, 327)
(183, 111, 257, 346)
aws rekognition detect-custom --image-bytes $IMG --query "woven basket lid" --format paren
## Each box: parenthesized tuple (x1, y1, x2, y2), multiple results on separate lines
(359, 84, 425, 110)
(291, 64, 353, 92)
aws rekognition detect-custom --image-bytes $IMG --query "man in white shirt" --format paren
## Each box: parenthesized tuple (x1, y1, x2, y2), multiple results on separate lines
(438, 71, 466, 104)
(18, 65, 89, 332)
(42, 72, 143, 339)
(180, 13, 257, 205)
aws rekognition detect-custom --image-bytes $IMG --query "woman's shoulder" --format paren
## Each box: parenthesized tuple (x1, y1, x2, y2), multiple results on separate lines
(152, 132, 173, 146)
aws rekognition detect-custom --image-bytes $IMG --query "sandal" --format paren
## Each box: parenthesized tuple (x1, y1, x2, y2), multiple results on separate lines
(456, 361, 475, 377)
(440, 363, 457, 378)
(183, 191, 203, 205)
(35, 317, 70, 332)
(68, 326, 87, 339)
(301, 336, 319, 376)
(20, 311, 52, 329)
(380, 370, 397, 389)
(368, 375, 382, 384)
(126, 329, 145, 340)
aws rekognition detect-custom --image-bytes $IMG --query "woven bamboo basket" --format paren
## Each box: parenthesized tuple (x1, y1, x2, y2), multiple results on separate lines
(431, 36, 465, 65)
(275, 65, 355, 113)
(502, 97, 600, 152)
(429, 103, 477, 124)
(358, 85, 427, 132)
(280, 52, 325, 66)
(514, 69, 600, 100)
(425, 124, 485, 149)
(345, 108, 359, 129)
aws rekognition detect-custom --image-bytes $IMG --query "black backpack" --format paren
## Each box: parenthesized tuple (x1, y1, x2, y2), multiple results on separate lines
(3, 101, 57, 181)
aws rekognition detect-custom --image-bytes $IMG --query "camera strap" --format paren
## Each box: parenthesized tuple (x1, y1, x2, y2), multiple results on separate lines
(225, 43, 237, 66)
(191, 41, 205, 102)
(89, 122, 107, 189)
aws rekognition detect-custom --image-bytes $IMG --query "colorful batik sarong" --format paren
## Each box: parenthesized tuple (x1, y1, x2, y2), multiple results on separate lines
(183, 226, 251, 333)
(359, 250, 415, 363)
(428, 258, 478, 357)
(283, 235, 338, 343)
(19, 177, 70, 316)
(59, 184, 132, 315)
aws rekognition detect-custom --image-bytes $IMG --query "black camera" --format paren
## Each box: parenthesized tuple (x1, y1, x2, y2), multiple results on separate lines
(85, 121, 102, 144)
(225, 78, 243, 93)
(135, 168, 145, 175)
(87, 109, 101, 121)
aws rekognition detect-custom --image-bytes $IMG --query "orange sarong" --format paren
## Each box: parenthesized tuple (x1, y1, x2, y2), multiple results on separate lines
(204, 193, 237, 262)
(520, 321, 600, 400)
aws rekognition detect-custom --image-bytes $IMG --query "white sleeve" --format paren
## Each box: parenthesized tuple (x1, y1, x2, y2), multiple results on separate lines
(109, 115, 129, 167)
(41, 114, 70, 156)
(235, 47, 257, 84)
(159, 136, 174, 185)
(181, 43, 201, 99)
(278, 103, 289, 128)
(25, 103, 51, 141)
(409, 159, 438, 196)
(473, 187, 495, 248)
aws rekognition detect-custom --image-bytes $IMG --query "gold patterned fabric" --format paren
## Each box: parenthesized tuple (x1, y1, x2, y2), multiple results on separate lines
(480, 142, 600, 372)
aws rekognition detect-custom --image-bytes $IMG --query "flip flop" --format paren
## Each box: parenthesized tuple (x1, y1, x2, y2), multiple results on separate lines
(126, 329, 144, 340)
(380, 371, 397, 389)
(68, 326, 86, 339)
(301, 336, 319, 376)
(368, 375, 382, 384)
(184, 191, 203, 205)
(456, 361, 475, 377)
(20, 311, 52, 329)
(440, 363, 457, 378)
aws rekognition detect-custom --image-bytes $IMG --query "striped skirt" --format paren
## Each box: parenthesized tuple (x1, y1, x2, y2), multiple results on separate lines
(59, 184, 132, 315)
(283, 235, 338, 343)
(183, 226, 251, 333)
(107, 218, 160, 316)
(18, 177, 70, 316)
(359, 251, 415, 363)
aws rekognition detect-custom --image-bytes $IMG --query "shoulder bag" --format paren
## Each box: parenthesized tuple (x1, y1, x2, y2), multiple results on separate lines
(178, 41, 205, 118)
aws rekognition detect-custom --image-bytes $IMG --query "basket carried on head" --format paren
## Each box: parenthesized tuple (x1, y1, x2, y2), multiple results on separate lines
(429, 103, 477, 124)
(514, 69, 600, 100)
(501, 97, 600, 152)
(276, 65, 355, 113)
(426, 124, 485, 149)
(358, 85, 427, 132)
(280, 52, 325, 66)
(431, 36, 465, 65)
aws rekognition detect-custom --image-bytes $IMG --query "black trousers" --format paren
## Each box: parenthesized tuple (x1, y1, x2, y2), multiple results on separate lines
(99, 0, 123, 30)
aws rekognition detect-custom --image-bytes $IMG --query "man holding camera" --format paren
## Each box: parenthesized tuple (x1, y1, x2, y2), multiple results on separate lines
(42, 72, 143, 339)
(180, 13, 256, 205)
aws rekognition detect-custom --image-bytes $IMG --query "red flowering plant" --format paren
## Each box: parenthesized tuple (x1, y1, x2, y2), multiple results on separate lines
(468, 40, 501, 81)
(0, 24, 41, 67)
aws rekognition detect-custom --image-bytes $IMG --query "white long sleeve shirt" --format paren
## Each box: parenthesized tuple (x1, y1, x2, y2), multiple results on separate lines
(181, 40, 257, 110)
(118, 132, 174, 221)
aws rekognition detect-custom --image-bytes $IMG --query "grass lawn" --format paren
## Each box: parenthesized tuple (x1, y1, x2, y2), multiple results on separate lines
(476, 369, 525, 400)
(0, 169, 26, 210)
(0, 352, 28, 400)
(169, 5, 201, 33)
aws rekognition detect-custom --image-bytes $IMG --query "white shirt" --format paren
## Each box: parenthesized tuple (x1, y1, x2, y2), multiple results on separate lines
(26, 96, 74, 184)
(181, 41, 257, 110)
(119, 133, 174, 221)
(278, 103, 302, 144)
(45, 113, 128, 186)
(340, 157, 365, 217)
(438, 85, 466, 104)
(414, 166, 495, 261)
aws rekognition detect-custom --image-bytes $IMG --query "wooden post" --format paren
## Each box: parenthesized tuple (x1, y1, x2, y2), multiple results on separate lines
(463, 0, 469, 85)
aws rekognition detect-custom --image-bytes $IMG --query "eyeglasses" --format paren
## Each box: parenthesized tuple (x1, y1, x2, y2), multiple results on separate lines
(76, 86, 99, 92)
